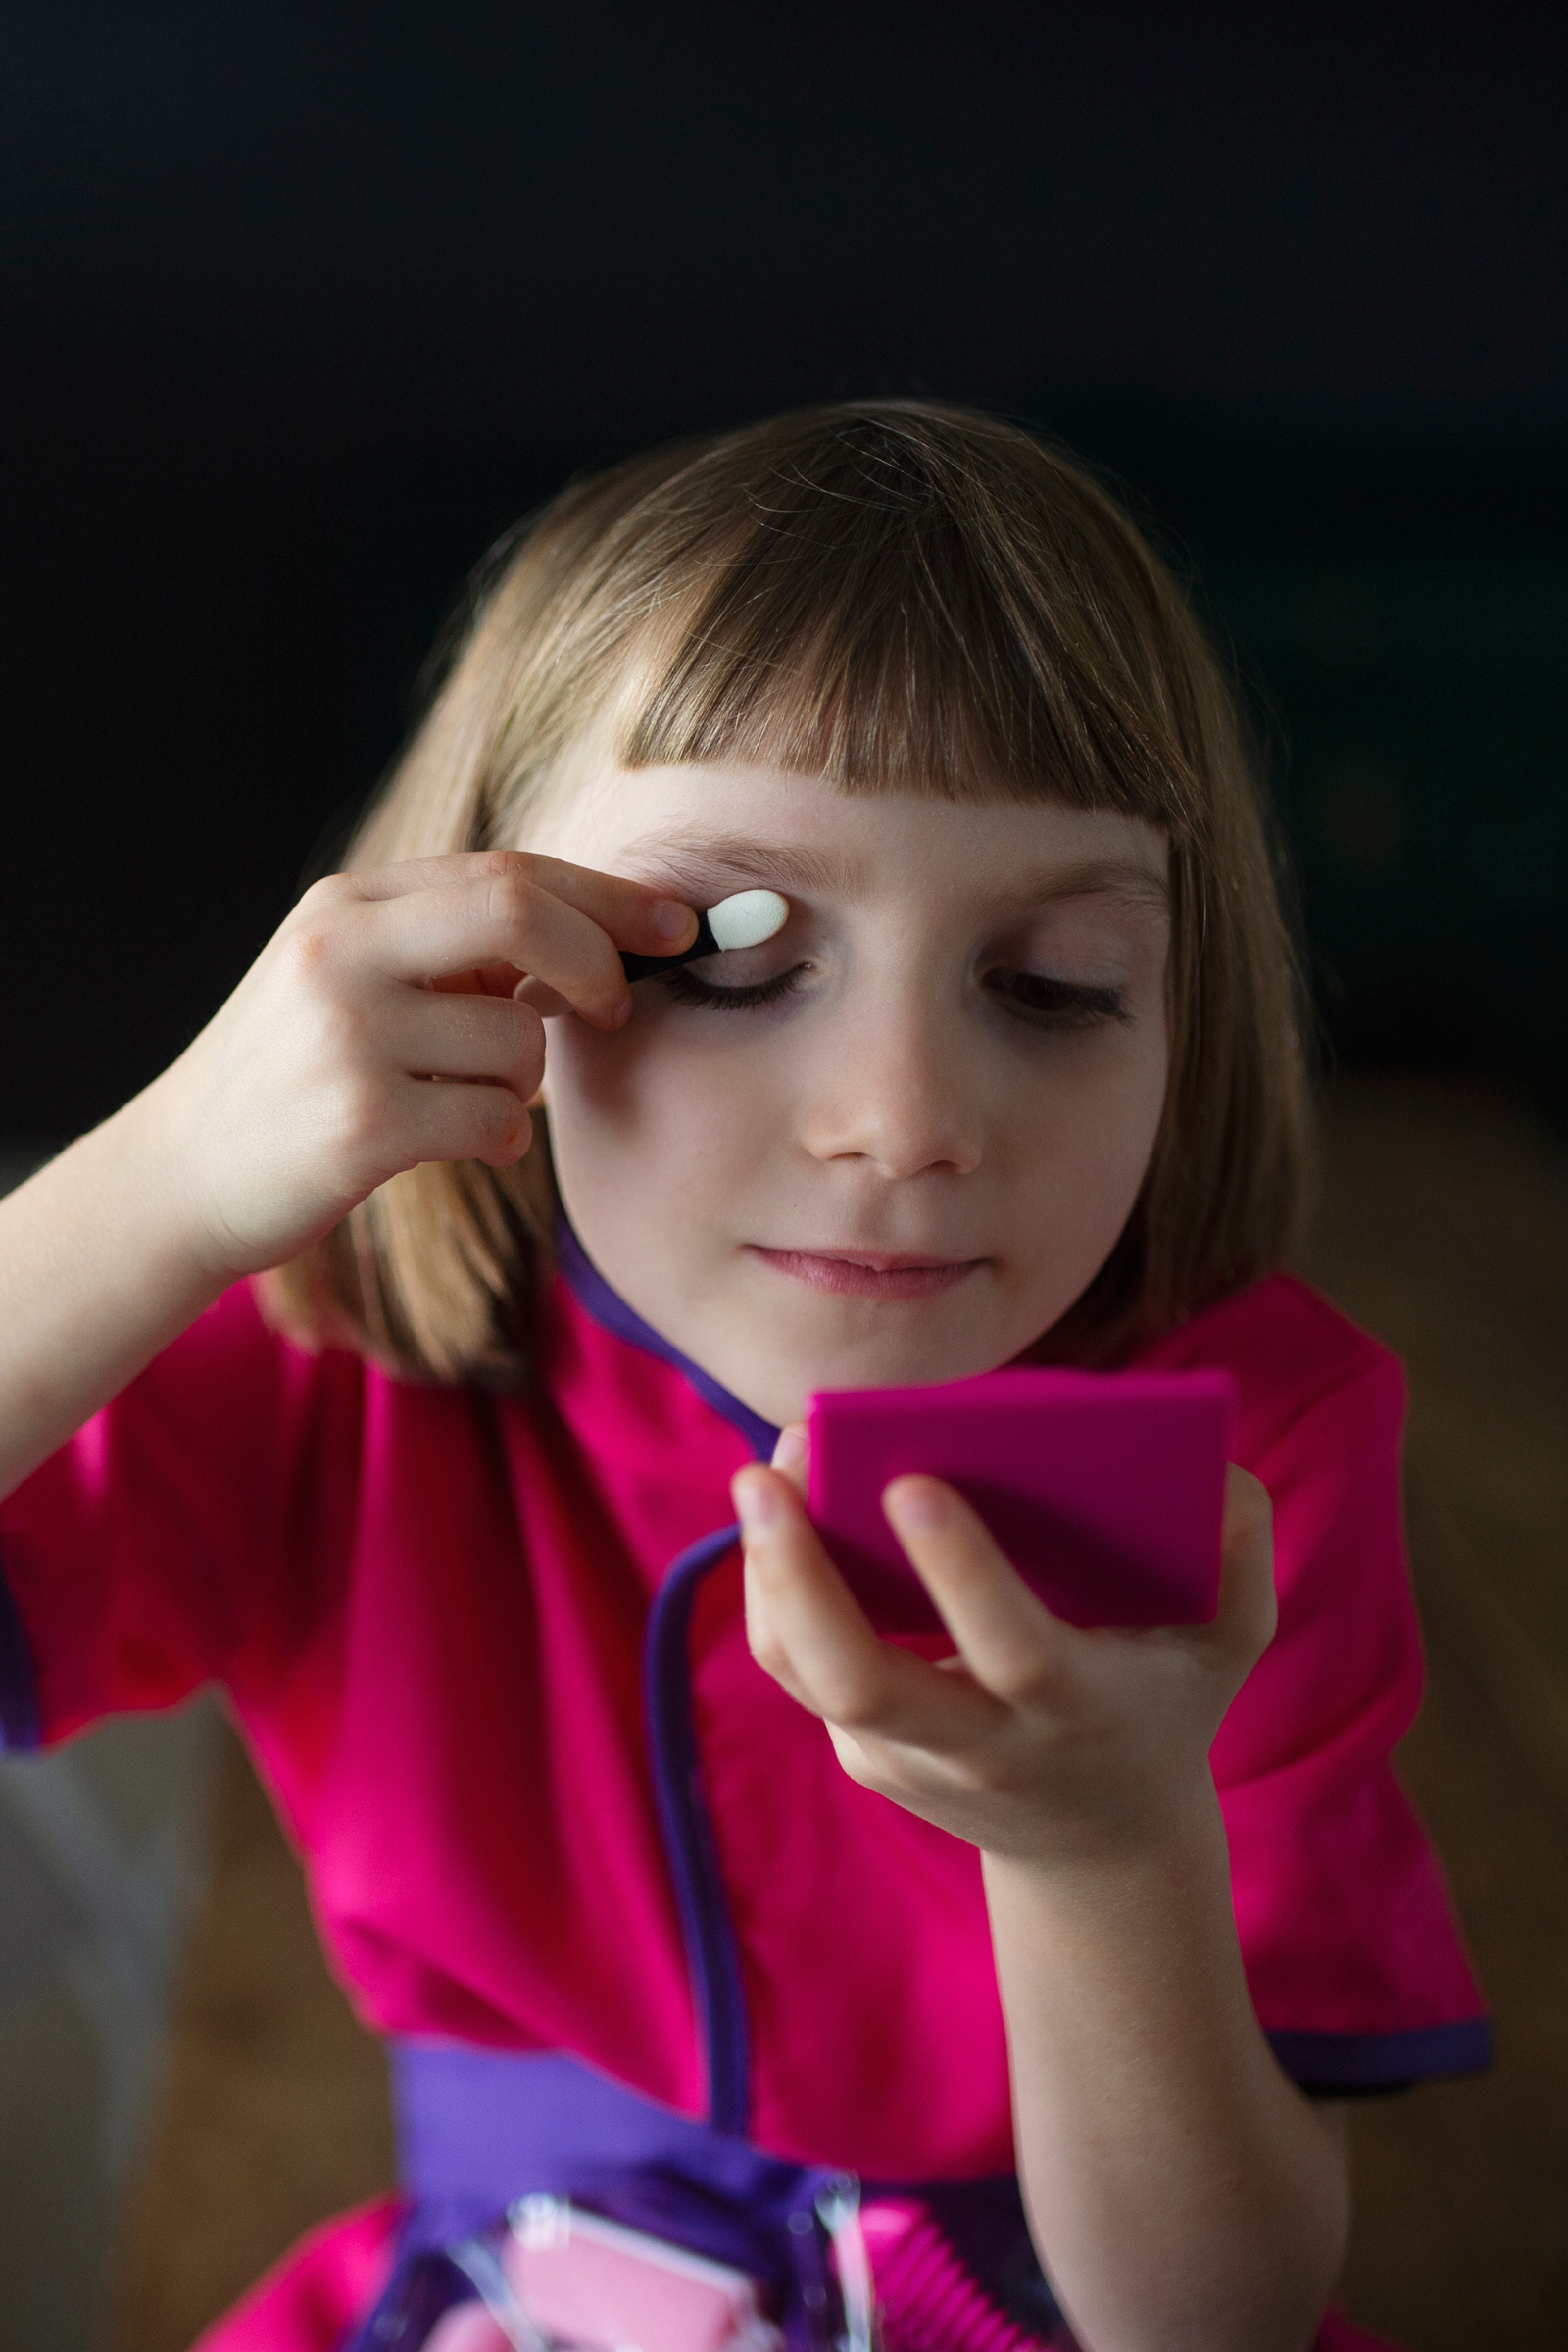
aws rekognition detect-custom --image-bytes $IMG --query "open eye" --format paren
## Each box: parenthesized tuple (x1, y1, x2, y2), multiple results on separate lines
(984, 969, 1130, 1027)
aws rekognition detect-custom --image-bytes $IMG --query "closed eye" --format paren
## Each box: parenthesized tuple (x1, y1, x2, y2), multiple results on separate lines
(985, 970, 1130, 1027)
(657, 963, 1128, 1022)
(657, 963, 810, 1011)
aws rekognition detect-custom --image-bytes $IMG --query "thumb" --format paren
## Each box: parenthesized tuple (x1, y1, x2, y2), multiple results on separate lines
(1213, 1463, 1277, 1674)
(770, 1422, 809, 1499)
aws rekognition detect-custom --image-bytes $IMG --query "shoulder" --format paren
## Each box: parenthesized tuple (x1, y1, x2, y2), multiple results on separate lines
(0, 1283, 377, 1739)
(139, 1277, 368, 1429)
(1133, 1271, 1403, 1468)
(62, 1279, 379, 1535)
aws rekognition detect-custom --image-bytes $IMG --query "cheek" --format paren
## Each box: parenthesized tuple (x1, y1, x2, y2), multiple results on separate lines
(1089, 1028, 1169, 1191)
(1110, 1023, 1170, 1163)
(1012, 1030, 1168, 1242)
(543, 1016, 781, 1184)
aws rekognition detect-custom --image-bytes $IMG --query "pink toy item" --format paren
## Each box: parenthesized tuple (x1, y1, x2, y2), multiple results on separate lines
(423, 2307, 511, 2352)
(424, 2198, 782, 2352)
(509, 2197, 779, 2351)
(806, 1367, 1236, 1637)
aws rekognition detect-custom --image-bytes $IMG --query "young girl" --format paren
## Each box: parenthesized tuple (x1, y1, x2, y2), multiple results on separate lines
(0, 404, 1487, 2352)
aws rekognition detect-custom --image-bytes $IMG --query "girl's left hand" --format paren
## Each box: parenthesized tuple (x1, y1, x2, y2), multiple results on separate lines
(733, 1436, 1278, 1869)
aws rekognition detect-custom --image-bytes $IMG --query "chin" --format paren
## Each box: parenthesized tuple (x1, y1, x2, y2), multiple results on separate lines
(770, 1326, 1008, 1407)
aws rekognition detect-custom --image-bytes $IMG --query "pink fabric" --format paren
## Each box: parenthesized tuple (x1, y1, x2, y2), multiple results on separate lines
(184, 2194, 1406, 2352)
(0, 1269, 1483, 2345)
(190, 2196, 400, 2350)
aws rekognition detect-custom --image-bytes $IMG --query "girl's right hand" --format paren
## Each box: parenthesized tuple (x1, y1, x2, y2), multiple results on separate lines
(154, 851, 697, 1279)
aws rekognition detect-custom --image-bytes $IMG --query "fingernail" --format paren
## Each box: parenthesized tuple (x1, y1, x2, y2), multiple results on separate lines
(651, 899, 696, 942)
(885, 1477, 949, 1535)
(771, 1425, 808, 1475)
(734, 1471, 783, 1531)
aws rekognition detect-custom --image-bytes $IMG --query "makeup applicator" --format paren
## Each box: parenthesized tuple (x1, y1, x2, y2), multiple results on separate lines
(621, 889, 789, 981)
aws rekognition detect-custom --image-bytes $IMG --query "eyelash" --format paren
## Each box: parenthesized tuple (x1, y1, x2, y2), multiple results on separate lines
(989, 971, 1131, 1027)
(658, 965, 810, 1011)
(657, 964, 1130, 1026)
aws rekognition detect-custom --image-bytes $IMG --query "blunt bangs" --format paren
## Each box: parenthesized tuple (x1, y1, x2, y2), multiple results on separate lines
(606, 408, 1204, 837)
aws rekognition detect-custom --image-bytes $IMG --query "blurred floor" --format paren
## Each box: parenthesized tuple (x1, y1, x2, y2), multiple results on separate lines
(102, 1744, 394, 2352)
(1295, 1078, 1568, 2347)
(0, 1147, 220, 2352)
(0, 1703, 215, 2352)
(102, 1076, 1568, 2352)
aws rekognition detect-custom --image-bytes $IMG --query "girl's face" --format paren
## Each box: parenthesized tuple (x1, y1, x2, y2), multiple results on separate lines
(528, 762, 1170, 1428)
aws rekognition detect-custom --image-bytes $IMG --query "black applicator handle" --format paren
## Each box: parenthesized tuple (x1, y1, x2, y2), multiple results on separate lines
(620, 910, 722, 982)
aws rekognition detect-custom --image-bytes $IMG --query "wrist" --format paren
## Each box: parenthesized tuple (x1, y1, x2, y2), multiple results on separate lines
(981, 1767, 1228, 1906)
(97, 1076, 240, 1298)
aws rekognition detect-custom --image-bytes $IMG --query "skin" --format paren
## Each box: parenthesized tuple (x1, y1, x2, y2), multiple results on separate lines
(526, 765, 1172, 1427)
(0, 760, 1348, 2351)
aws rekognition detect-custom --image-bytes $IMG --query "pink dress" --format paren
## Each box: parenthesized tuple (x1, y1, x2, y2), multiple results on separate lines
(0, 1240, 1486, 2350)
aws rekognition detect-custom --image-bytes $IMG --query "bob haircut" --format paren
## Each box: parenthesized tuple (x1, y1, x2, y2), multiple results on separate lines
(263, 401, 1311, 1384)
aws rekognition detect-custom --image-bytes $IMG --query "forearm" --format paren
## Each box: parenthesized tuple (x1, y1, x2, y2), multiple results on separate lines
(985, 1785, 1348, 2352)
(0, 1081, 227, 1499)
(734, 1449, 1334, 2345)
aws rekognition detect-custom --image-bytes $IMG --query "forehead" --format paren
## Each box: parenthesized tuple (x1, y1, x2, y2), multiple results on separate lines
(524, 760, 1169, 915)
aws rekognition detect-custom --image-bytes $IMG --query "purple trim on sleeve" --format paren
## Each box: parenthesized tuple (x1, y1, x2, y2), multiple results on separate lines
(554, 1217, 780, 1463)
(644, 1522, 754, 2136)
(1268, 2018, 1493, 2088)
(0, 1549, 41, 1753)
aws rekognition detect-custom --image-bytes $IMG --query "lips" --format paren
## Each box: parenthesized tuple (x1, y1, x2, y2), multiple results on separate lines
(747, 1245, 984, 1299)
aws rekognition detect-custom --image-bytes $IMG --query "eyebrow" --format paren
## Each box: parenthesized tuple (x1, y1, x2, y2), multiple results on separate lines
(616, 826, 1169, 916)
(617, 830, 863, 900)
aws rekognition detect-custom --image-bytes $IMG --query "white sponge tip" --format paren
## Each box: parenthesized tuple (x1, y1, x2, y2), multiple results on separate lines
(706, 888, 790, 952)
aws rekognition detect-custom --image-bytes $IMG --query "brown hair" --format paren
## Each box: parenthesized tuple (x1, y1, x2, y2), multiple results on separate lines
(263, 401, 1312, 1383)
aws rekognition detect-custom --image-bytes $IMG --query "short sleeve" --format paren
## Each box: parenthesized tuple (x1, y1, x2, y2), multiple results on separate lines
(0, 1284, 364, 1750)
(1213, 1347, 1490, 2091)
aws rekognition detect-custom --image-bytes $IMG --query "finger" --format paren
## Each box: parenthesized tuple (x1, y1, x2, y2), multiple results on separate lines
(385, 1075, 535, 1170)
(1211, 1464, 1277, 1668)
(381, 988, 546, 1096)
(734, 1467, 973, 1738)
(342, 851, 699, 956)
(429, 962, 537, 1000)
(356, 873, 639, 1025)
(880, 1477, 1072, 1698)
(769, 1423, 809, 1499)
(512, 974, 573, 1019)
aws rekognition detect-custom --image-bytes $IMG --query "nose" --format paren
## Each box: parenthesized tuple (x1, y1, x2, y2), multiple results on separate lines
(796, 990, 983, 1181)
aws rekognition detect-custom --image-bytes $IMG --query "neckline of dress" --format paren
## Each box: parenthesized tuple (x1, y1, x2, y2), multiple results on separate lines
(554, 1216, 781, 1463)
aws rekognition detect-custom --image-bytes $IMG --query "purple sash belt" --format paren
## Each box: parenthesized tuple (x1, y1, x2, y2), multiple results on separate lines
(392, 2045, 820, 2259)
(343, 2042, 1065, 2351)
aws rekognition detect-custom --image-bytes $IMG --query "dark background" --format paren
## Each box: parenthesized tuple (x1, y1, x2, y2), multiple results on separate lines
(5, 3, 1565, 1141)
